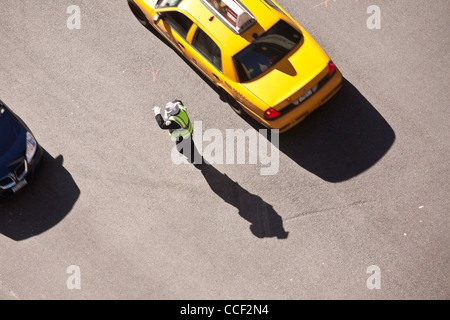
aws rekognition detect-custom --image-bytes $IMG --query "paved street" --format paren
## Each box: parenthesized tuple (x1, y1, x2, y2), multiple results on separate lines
(0, 0, 448, 300)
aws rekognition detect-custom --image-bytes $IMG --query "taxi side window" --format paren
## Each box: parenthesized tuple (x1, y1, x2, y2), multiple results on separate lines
(163, 12, 193, 39)
(192, 28, 222, 72)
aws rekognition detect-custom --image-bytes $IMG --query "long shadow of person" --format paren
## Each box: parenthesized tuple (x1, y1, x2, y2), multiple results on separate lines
(0, 149, 80, 241)
(194, 159, 288, 239)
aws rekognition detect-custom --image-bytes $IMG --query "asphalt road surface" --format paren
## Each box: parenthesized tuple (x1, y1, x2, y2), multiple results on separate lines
(0, 0, 449, 300)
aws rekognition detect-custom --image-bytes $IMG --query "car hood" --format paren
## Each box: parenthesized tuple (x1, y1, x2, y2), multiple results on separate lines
(0, 107, 27, 177)
(242, 36, 329, 109)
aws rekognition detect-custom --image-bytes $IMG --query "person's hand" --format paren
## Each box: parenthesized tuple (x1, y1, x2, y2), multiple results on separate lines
(153, 106, 161, 115)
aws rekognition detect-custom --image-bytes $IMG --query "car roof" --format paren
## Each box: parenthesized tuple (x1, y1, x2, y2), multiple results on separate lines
(178, 0, 282, 54)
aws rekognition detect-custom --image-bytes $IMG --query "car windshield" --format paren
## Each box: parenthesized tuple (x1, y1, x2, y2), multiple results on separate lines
(233, 20, 302, 82)
(156, 0, 183, 8)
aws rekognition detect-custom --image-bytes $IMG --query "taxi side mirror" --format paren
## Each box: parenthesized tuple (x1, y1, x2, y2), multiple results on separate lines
(154, 12, 164, 23)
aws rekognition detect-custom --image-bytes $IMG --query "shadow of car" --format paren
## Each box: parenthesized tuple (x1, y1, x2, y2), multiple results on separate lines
(279, 78, 396, 182)
(238, 78, 396, 182)
(0, 151, 80, 241)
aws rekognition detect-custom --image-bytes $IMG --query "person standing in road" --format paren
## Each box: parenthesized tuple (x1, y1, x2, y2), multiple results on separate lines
(153, 100, 198, 163)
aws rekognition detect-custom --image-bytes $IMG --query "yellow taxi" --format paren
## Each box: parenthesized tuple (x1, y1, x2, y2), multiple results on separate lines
(128, 0, 343, 132)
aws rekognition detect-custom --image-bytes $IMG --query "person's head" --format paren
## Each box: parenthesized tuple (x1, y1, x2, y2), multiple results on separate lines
(165, 100, 182, 117)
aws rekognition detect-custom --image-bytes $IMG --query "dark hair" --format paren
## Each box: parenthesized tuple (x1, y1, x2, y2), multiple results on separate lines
(172, 99, 183, 106)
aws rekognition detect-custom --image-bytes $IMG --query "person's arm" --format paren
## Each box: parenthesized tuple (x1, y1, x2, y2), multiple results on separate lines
(153, 106, 180, 131)
(155, 114, 180, 130)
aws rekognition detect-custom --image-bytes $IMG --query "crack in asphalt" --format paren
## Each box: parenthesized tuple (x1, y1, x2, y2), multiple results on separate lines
(285, 200, 374, 221)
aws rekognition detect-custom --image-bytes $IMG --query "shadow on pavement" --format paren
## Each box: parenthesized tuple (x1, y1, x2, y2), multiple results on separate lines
(277, 78, 396, 182)
(243, 78, 396, 182)
(194, 159, 289, 239)
(0, 149, 80, 241)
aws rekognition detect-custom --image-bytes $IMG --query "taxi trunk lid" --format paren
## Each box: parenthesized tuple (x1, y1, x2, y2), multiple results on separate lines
(242, 36, 329, 109)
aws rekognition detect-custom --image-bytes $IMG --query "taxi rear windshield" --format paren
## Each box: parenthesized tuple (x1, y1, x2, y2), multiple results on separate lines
(233, 20, 302, 82)
(156, 0, 183, 8)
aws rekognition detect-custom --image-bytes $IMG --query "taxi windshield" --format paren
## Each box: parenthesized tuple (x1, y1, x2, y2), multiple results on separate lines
(156, 0, 183, 8)
(233, 20, 302, 82)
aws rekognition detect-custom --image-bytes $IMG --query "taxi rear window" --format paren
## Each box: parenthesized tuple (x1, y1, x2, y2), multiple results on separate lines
(156, 0, 183, 8)
(233, 20, 302, 82)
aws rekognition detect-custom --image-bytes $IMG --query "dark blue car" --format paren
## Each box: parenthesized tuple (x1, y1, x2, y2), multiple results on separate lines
(0, 100, 43, 198)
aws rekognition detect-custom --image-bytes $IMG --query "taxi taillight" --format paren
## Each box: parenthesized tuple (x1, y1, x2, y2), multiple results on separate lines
(328, 61, 336, 77)
(264, 108, 281, 120)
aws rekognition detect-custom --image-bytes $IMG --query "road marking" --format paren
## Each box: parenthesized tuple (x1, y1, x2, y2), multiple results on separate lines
(314, 0, 359, 9)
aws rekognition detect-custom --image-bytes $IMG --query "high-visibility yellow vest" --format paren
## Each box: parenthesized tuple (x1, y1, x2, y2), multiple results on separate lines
(168, 106, 192, 139)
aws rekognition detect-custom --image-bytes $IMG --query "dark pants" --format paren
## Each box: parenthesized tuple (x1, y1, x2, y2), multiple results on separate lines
(176, 135, 200, 164)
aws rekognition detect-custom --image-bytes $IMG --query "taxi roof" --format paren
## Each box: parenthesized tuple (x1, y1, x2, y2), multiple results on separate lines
(178, 0, 282, 55)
